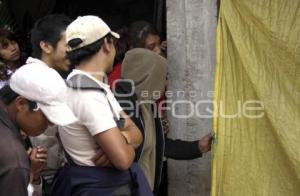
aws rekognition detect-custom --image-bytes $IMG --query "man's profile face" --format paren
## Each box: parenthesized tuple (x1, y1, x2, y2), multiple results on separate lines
(14, 97, 51, 136)
(106, 39, 117, 73)
(51, 32, 71, 72)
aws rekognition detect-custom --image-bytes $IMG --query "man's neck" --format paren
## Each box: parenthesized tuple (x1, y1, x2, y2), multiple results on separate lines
(40, 55, 53, 68)
(76, 56, 108, 82)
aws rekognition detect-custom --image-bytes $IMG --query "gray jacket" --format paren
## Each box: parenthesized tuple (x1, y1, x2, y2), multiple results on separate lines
(0, 107, 30, 196)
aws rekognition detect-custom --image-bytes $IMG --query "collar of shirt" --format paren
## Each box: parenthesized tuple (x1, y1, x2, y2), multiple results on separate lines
(67, 69, 110, 90)
(67, 69, 122, 120)
(26, 57, 49, 67)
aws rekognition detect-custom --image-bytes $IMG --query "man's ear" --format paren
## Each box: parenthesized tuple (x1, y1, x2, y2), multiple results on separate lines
(102, 38, 112, 54)
(40, 41, 54, 55)
(14, 96, 29, 112)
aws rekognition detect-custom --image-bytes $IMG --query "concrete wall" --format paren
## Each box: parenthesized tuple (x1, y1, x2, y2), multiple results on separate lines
(166, 0, 217, 195)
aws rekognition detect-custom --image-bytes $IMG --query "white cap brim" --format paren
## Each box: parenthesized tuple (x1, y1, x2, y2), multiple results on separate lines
(111, 31, 120, 39)
(39, 102, 77, 126)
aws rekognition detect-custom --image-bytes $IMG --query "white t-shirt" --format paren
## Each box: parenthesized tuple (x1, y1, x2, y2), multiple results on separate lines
(59, 70, 123, 166)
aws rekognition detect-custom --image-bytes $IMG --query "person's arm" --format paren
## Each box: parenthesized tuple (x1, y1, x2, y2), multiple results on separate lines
(165, 133, 212, 160)
(113, 81, 145, 156)
(91, 107, 142, 169)
(92, 109, 143, 167)
(79, 91, 137, 171)
(27, 146, 47, 183)
(165, 138, 202, 160)
(27, 146, 47, 196)
(93, 127, 135, 171)
(119, 110, 143, 149)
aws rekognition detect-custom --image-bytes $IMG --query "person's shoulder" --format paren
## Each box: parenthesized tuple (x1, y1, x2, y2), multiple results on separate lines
(77, 89, 107, 101)
(68, 89, 108, 115)
(0, 125, 29, 170)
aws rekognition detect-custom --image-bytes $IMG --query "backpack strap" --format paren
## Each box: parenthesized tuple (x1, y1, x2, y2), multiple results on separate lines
(66, 74, 124, 127)
(66, 74, 106, 94)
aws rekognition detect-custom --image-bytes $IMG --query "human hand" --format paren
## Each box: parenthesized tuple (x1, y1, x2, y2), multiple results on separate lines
(28, 146, 47, 175)
(92, 148, 112, 167)
(28, 146, 47, 184)
(160, 41, 167, 51)
(198, 133, 213, 154)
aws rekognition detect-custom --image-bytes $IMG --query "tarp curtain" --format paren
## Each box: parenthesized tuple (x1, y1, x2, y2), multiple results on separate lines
(212, 0, 300, 195)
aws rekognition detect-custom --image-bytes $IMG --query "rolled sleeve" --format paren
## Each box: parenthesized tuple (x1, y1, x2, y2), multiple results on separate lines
(76, 91, 117, 136)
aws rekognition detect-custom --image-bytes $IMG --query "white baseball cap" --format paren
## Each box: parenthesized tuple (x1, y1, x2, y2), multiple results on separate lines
(66, 15, 120, 52)
(9, 58, 77, 126)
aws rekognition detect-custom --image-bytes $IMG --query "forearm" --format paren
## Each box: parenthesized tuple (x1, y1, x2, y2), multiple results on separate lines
(110, 143, 136, 170)
(30, 172, 41, 185)
(120, 123, 142, 149)
(119, 111, 143, 149)
(94, 128, 136, 171)
(164, 138, 202, 160)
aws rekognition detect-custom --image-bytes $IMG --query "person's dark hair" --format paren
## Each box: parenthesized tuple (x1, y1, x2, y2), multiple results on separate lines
(0, 28, 21, 63)
(0, 29, 18, 80)
(114, 27, 130, 63)
(0, 85, 19, 105)
(113, 21, 159, 64)
(128, 21, 158, 48)
(66, 33, 115, 66)
(0, 85, 38, 110)
(0, 29, 28, 80)
(31, 14, 72, 59)
(0, 28, 17, 47)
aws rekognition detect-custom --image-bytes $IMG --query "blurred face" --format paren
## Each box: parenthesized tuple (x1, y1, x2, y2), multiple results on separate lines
(0, 39, 20, 62)
(14, 97, 51, 136)
(50, 32, 70, 72)
(144, 34, 161, 55)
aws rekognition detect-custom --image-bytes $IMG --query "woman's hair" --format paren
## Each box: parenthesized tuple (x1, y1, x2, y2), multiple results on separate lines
(0, 28, 17, 47)
(0, 28, 19, 63)
(128, 21, 158, 48)
(114, 27, 130, 63)
(0, 28, 27, 81)
(114, 21, 159, 64)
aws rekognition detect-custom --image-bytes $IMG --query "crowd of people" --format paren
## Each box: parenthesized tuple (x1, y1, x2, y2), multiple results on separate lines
(0, 14, 212, 196)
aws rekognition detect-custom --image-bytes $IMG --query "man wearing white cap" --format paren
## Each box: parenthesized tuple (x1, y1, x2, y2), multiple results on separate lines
(0, 63, 76, 196)
(52, 15, 152, 196)
(63, 15, 142, 170)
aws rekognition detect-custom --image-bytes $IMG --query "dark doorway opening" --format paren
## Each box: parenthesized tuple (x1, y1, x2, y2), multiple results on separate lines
(3, 0, 166, 40)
